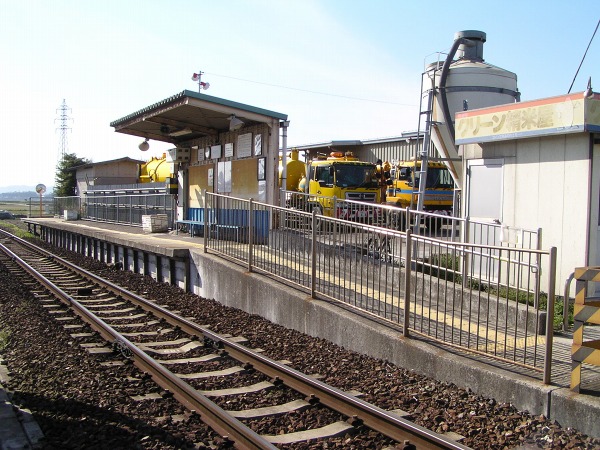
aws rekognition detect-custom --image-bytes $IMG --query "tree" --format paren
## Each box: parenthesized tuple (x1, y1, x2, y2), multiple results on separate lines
(54, 153, 90, 196)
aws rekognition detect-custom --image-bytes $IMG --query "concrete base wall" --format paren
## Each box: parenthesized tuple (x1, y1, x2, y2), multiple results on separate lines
(190, 248, 554, 420)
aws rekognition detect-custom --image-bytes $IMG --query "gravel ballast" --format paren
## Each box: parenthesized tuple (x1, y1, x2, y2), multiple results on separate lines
(1, 222, 599, 449)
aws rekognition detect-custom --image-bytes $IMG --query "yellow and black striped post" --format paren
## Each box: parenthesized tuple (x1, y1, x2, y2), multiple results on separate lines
(571, 267, 600, 392)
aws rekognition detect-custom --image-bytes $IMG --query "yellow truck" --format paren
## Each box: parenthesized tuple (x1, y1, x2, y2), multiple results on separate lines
(385, 160, 454, 228)
(286, 152, 383, 222)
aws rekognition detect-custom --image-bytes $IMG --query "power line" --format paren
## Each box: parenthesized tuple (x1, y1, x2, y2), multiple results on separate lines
(204, 71, 417, 107)
(568, 18, 600, 94)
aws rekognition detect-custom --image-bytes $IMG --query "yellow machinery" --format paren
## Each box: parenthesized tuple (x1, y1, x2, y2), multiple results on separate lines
(278, 149, 306, 190)
(295, 152, 382, 221)
(385, 160, 454, 211)
(139, 154, 173, 183)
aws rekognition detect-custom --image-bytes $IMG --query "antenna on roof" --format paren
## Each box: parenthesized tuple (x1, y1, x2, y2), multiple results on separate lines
(191, 71, 210, 93)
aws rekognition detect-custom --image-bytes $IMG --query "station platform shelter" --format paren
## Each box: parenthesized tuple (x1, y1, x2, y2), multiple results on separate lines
(110, 89, 289, 226)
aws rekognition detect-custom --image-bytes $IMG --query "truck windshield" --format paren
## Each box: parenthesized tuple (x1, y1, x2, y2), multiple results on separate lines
(334, 165, 377, 188)
(423, 167, 454, 189)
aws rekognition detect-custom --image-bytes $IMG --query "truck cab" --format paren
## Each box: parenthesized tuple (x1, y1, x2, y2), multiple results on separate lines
(386, 161, 454, 211)
(304, 152, 381, 221)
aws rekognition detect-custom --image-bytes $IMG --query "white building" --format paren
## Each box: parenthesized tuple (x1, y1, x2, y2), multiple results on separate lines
(455, 90, 600, 293)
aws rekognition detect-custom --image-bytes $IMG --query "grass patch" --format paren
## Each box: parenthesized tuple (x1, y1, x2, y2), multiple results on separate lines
(0, 330, 10, 351)
(0, 221, 34, 239)
(0, 200, 31, 217)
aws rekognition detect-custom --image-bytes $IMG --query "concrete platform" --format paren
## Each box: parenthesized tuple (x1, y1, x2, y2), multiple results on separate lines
(14, 217, 600, 439)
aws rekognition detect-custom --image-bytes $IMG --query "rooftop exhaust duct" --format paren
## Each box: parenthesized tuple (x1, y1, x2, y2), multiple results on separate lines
(455, 30, 486, 61)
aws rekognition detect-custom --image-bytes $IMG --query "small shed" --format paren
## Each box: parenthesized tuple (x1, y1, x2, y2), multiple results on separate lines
(455, 91, 600, 293)
(74, 157, 145, 196)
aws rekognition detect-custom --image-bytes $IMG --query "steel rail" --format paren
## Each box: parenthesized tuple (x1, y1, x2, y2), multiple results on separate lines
(2, 230, 471, 449)
(0, 238, 276, 450)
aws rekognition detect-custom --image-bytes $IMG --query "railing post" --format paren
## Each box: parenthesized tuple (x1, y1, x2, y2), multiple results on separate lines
(203, 190, 208, 253)
(563, 272, 575, 331)
(403, 229, 412, 337)
(333, 196, 337, 220)
(248, 198, 254, 272)
(534, 227, 543, 309)
(543, 246, 557, 385)
(462, 216, 471, 288)
(311, 209, 317, 298)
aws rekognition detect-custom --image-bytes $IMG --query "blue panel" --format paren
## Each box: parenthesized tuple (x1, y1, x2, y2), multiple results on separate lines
(213, 209, 270, 244)
(188, 208, 204, 222)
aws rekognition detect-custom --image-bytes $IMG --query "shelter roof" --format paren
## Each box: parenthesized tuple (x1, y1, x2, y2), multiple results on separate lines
(110, 90, 288, 144)
(73, 157, 145, 170)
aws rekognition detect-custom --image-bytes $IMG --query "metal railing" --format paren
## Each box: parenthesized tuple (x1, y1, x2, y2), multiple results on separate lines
(53, 196, 82, 218)
(83, 193, 175, 227)
(204, 192, 557, 383)
(281, 188, 541, 247)
(25, 197, 55, 218)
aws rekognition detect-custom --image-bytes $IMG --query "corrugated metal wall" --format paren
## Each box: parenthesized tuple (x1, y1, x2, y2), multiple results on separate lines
(293, 136, 440, 165)
(356, 137, 438, 164)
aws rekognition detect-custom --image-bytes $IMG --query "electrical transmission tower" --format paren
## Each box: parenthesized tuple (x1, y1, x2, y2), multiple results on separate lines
(55, 99, 73, 161)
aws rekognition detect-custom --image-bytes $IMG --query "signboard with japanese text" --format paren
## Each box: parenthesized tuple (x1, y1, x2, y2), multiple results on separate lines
(237, 133, 252, 158)
(454, 93, 597, 144)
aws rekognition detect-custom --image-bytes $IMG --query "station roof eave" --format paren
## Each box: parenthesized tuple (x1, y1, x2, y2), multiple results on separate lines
(73, 157, 146, 171)
(110, 89, 288, 145)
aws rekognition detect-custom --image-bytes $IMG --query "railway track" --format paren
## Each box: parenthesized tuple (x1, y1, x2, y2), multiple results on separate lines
(0, 228, 471, 449)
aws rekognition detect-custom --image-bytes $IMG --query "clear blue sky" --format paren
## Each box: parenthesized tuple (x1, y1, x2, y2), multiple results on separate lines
(1, 0, 598, 190)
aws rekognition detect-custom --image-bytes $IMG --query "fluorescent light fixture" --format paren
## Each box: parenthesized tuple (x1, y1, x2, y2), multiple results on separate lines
(169, 128, 193, 137)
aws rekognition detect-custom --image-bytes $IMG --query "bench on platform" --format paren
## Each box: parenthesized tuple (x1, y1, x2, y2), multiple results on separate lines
(210, 223, 247, 243)
(176, 208, 268, 243)
(175, 219, 204, 236)
(175, 208, 207, 236)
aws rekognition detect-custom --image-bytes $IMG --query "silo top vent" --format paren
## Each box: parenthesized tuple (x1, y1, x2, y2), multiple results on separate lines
(454, 30, 486, 61)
